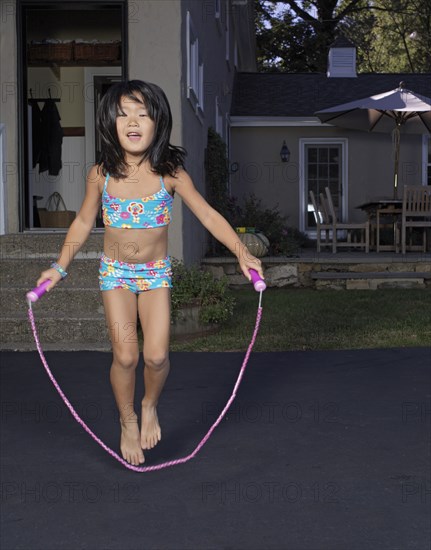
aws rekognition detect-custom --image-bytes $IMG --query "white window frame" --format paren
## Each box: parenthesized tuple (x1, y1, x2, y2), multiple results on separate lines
(299, 138, 349, 236)
(422, 134, 431, 186)
(187, 12, 204, 117)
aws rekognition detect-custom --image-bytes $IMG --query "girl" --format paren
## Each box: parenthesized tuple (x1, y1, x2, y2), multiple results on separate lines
(36, 80, 265, 466)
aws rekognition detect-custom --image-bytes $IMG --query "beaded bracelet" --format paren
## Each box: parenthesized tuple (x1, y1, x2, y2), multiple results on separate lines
(50, 262, 68, 279)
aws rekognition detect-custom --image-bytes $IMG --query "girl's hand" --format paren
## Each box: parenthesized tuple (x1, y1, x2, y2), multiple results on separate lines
(238, 249, 265, 282)
(36, 268, 62, 292)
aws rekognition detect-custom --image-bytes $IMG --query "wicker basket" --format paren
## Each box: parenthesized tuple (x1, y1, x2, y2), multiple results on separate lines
(74, 41, 121, 62)
(28, 42, 74, 62)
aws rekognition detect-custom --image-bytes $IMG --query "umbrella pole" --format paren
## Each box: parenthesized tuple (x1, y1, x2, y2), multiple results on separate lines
(392, 125, 401, 199)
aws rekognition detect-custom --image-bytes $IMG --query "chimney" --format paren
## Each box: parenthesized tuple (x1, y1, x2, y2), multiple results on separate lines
(327, 35, 357, 78)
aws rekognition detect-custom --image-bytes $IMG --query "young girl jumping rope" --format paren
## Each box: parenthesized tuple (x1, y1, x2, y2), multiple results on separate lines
(35, 80, 264, 467)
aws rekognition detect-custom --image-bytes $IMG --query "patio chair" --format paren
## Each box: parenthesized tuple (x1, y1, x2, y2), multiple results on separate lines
(400, 185, 431, 254)
(323, 187, 370, 254)
(309, 190, 332, 252)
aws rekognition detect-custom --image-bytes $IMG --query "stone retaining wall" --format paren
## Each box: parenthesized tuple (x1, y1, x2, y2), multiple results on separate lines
(201, 256, 431, 290)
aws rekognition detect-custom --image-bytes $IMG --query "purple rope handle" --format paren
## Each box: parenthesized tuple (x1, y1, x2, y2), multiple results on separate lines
(27, 301, 263, 472)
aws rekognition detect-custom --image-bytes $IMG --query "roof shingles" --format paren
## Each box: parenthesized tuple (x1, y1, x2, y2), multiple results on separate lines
(231, 73, 431, 117)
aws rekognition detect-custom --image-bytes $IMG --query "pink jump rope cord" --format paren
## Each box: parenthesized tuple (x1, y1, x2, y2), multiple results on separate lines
(26, 270, 265, 472)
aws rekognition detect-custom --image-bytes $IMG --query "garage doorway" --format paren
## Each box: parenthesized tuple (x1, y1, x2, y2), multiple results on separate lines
(17, 0, 128, 231)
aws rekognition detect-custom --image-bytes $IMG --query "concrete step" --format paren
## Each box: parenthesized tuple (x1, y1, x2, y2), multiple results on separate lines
(1, 313, 110, 348)
(0, 232, 104, 258)
(1, 258, 101, 288)
(1, 234, 107, 350)
(0, 287, 105, 316)
(2, 342, 112, 352)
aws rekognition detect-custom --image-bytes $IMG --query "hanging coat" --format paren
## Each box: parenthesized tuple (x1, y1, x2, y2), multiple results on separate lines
(39, 99, 63, 176)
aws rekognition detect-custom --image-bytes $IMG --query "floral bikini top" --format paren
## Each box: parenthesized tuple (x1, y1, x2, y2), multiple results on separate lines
(102, 173, 174, 229)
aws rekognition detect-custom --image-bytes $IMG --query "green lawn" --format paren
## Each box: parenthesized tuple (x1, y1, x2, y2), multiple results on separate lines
(169, 288, 431, 352)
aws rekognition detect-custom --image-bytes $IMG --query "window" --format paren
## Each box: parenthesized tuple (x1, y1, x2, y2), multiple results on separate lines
(187, 12, 204, 115)
(299, 138, 348, 234)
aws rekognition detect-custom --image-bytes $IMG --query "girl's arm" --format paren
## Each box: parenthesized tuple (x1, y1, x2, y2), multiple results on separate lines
(36, 165, 104, 291)
(171, 169, 265, 282)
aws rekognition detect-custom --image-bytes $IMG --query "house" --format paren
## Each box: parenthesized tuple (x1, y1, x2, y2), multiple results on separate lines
(0, 0, 256, 264)
(229, 37, 431, 237)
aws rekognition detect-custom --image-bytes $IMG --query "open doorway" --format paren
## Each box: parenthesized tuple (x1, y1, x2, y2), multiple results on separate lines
(17, 0, 128, 231)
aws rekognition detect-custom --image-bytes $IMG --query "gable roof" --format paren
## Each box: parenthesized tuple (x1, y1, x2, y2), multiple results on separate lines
(231, 73, 431, 117)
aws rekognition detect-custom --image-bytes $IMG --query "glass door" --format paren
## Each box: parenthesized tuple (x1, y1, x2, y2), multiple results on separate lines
(305, 144, 343, 230)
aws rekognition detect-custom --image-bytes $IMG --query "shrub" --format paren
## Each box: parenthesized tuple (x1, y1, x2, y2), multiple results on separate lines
(208, 193, 311, 256)
(238, 193, 309, 255)
(170, 257, 236, 324)
(205, 127, 229, 215)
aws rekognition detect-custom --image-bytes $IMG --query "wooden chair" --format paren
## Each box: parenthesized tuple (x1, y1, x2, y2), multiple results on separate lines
(309, 190, 332, 252)
(323, 187, 370, 253)
(400, 185, 431, 254)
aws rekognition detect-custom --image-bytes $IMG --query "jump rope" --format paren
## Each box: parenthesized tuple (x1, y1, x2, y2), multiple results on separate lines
(26, 269, 266, 472)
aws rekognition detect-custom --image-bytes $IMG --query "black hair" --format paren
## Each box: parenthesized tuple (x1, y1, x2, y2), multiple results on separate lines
(96, 79, 187, 179)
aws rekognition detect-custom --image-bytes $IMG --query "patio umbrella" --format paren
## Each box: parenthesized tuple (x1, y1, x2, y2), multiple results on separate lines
(315, 82, 431, 198)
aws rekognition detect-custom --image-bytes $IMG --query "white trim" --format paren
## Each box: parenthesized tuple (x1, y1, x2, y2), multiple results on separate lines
(0, 124, 7, 235)
(299, 138, 349, 234)
(230, 116, 329, 127)
(199, 62, 204, 112)
(84, 67, 122, 169)
(422, 134, 430, 186)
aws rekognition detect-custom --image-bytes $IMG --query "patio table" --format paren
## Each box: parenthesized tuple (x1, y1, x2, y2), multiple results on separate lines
(356, 199, 403, 252)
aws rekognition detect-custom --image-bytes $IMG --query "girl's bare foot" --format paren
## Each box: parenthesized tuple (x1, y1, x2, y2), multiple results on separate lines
(141, 400, 161, 450)
(120, 418, 145, 465)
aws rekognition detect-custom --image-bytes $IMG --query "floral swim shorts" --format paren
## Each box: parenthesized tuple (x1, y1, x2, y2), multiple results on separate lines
(99, 253, 173, 294)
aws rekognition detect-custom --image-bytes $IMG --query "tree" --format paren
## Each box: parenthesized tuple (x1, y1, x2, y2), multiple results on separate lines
(341, 0, 431, 73)
(256, 1, 318, 71)
(256, 0, 431, 73)
(256, 0, 366, 72)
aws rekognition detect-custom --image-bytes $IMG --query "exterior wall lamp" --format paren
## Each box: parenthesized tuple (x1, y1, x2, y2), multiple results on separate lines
(280, 140, 290, 162)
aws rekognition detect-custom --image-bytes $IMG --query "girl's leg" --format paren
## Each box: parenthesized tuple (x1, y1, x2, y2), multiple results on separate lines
(101, 288, 145, 465)
(137, 287, 171, 450)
